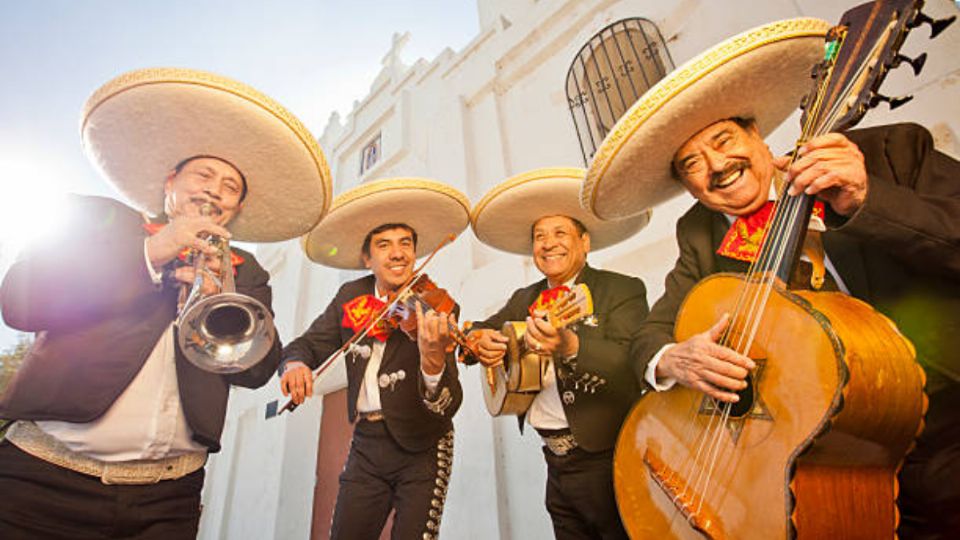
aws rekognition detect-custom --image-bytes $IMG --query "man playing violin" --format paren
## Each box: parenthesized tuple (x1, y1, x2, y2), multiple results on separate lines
(583, 22, 960, 539)
(279, 178, 470, 540)
(467, 168, 649, 540)
(0, 69, 330, 538)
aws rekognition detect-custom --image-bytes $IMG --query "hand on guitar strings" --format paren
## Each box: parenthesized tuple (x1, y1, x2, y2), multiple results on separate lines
(469, 328, 509, 367)
(525, 310, 579, 359)
(657, 314, 756, 403)
(779, 132, 868, 217)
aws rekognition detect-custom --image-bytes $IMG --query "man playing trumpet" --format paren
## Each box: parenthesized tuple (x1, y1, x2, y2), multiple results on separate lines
(0, 68, 331, 538)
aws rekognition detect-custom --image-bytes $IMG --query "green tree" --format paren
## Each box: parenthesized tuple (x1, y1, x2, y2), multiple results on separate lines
(0, 333, 32, 396)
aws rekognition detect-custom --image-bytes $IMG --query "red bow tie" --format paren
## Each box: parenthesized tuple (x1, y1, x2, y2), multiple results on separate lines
(716, 200, 824, 263)
(342, 294, 391, 342)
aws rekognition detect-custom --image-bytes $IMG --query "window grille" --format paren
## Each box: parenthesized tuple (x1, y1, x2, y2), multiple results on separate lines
(566, 18, 675, 165)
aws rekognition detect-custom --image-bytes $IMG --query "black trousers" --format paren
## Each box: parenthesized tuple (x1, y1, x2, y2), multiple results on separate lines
(0, 440, 204, 540)
(330, 420, 453, 540)
(898, 380, 960, 540)
(543, 446, 628, 540)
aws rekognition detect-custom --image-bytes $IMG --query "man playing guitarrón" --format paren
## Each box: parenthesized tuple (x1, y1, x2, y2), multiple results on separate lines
(582, 17, 960, 539)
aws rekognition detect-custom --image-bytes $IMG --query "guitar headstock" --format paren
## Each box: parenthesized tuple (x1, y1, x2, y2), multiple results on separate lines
(800, 0, 954, 135)
(549, 284, 595, 329)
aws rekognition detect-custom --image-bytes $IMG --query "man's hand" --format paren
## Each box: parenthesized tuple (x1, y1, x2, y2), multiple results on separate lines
(171, 253, 223, 296)
(656, 314, 755, 403)
(470, 328, 508, 367)
(525, 310, 579, 358)
(280, 363, 314, 405)
(145, 216, 231, 268)
(778, 132, 868, 216)
(416, 303, 454, 376)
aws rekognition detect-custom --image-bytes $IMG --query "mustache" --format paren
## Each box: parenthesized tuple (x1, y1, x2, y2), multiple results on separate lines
(190, 197, 223, 216)
(709, 160, 749, 189)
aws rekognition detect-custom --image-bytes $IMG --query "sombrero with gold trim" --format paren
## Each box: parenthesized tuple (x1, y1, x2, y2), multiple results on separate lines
(472, 167, 649, 255)
(302, 178, 471, 269)
(81, 67, 333, 242)
(582, 18, 831, 220)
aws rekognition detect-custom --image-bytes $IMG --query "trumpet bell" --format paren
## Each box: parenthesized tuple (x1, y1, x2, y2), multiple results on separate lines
(177, 292, 276, 373)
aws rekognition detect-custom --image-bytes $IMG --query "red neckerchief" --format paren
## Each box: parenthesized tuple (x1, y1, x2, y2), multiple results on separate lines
(142, 222, 245, 270)
(528, 285, 571, 316)
(716, 200, 825, 263)
(342, 294, 391, 342)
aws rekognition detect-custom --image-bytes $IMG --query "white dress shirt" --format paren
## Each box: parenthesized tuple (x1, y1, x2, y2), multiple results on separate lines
(34, 240, 207, 461)
(527, 277, 577, 430)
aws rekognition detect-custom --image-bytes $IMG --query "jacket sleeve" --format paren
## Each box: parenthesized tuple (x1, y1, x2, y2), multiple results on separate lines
(569, 274, 649, 384)
(832, 123, 960, 276)
(224, 252, 282, 388)
(631, 215, 710, 385)
(1, 196, 158, 332)
(460, 287, 531, 365)
(280, 286, 346, 373)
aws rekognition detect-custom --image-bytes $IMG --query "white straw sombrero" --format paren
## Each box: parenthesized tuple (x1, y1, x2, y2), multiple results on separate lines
(472, 167, 649, 255)
(302, 178, 471, 269)
(81, 67, 333, 242)
(581, 18, 831, 220)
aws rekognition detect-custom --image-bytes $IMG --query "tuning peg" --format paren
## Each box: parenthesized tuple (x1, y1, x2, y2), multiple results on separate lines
(908, 11, 956, 39)
(892, 52, 927, 76)
(870, 92, 914, 110)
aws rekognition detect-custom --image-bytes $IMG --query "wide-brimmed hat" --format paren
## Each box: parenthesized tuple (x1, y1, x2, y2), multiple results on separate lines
(302, 178, 471, 269)
(81, 67, 333, 242)
(472, 167, 649, 255)
(581, 18, 831, 220)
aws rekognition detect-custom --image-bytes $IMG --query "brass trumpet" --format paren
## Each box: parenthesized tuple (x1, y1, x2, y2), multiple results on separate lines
(175, 204, 275, 373)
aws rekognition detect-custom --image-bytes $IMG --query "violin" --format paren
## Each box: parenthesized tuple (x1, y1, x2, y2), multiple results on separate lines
(280, 234, 477, 415)
(384, 274, 480, 359)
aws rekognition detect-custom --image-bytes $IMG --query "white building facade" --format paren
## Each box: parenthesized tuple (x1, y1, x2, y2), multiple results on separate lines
(198, 1, 960, 538)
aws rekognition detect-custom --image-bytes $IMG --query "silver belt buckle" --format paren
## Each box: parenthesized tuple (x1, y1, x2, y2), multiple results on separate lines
(544, 434, 578, 456)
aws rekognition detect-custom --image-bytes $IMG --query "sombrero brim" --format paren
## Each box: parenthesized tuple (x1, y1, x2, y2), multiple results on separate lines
(472, 168, 649, 255)
(302, 178, 471, 269)
(81, 68, 333, 242)
(582, 18, 831, 220)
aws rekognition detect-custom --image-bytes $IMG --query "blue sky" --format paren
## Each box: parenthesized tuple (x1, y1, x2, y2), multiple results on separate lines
(0, 0, 480, 349)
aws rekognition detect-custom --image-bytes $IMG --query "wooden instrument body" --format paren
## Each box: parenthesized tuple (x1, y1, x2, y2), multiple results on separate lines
(481, 321, 550, 416)
(614, 274, 925, 539)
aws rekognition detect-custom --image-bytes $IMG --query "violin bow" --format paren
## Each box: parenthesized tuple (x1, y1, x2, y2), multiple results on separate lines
(279, 234, 458, 414)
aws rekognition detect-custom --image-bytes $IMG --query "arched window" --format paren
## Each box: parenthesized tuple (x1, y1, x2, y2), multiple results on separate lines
(566, 18, 674, 165)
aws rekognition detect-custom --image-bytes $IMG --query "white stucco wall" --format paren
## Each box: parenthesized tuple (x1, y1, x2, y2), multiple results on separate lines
(199, 0, 960, 538)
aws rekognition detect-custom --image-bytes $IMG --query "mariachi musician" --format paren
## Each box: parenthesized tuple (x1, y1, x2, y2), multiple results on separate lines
(0, 68, 332, 537)
(467, 168, 649, 540)
(279, 178, 469, 540)
(581, 15, 960, 539)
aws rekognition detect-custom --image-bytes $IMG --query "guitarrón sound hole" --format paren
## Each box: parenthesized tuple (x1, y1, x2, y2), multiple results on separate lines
(727, 373, 755, 418)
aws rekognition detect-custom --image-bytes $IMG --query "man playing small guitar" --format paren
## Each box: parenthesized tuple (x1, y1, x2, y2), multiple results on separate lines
(466, 168, 649, 540)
